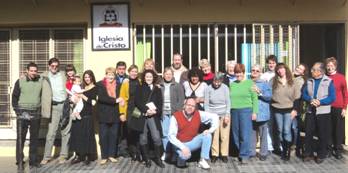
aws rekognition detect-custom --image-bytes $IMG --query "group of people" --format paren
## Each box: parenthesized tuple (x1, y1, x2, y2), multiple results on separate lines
(12, 53, 347, 171)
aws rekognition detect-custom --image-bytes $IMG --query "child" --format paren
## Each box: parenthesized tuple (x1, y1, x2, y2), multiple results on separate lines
(67, 75, 84, 120)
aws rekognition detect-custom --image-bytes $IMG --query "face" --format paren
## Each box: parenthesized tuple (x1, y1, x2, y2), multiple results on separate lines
(212, 79, 222, 88)
(251, 68, 261, 79)
(105, 72, 115, 83)
(144, 72, 154, 85)
(144, 61, 154, 70)
(235, 72, 245, 81)
(184, 98, 196, 115)
(66, 70, 75, 79)
(74, 78, 82, 85)
(116, 65, 126, 76)
(27, 66, 38, 79)
(277, 67, 286, 78)
(326, 62, 336, 75)
(201, 65, 211, 75)
(311, 64, 323, 79)
(163, 70, 173, 82)
(190, 76, 199, 84)
(49, 62, 59, 74)
(294, 64, 305, 76)
(268, 60, 276, 71)
(172, 55, 183, 69)
(226, 64, 235, 75)
(128, 68, 138, 79)
(84, 74, 92, 85)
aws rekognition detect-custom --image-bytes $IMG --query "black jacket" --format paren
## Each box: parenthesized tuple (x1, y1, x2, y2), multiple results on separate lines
(96, 80, 121, 123)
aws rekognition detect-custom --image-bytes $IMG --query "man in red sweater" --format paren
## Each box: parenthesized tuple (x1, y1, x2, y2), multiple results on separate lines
(326, 57, 348, 160)
(168, 97, 218, 169)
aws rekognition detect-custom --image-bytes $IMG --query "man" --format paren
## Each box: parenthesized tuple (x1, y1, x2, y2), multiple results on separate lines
(302, 62, 336, 164)
(115, 61, 129, 157)
(168, 97, 219, 169)
(12, 62, 48, 170)
(260, 55, 277, 82)
(325, 57, 348, 160)
(170, 53, 188, 84)
(250, 64, 272, 161)
(40, 57, 71, 165)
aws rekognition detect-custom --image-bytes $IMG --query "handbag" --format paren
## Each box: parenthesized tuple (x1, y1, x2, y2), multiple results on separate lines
(130, 87, 155, 118)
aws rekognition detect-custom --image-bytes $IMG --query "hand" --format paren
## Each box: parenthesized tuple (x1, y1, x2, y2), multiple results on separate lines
(202, 130, 209, 135)
(311, 99, 320, 107)
(117, 97, 125, 106)
(181, 147, 191, 158)
(122, 78, 129, 84)
(342, 109, 346, 118)
(252, 113, 257, 121)
(120, 114, 126, 122)
(252, 85, 261, 94)
(223, 116, 230, 125)
(290, 110, 297, 120)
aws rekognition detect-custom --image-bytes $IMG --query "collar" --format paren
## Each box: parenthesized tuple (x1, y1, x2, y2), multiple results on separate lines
(26, 75, 40, 81)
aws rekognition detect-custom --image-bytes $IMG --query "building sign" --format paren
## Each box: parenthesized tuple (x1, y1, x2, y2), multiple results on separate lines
(91, 3, 130, 50)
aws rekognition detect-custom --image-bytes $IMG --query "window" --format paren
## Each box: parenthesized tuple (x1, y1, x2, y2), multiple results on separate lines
(0, 30, 11, 126)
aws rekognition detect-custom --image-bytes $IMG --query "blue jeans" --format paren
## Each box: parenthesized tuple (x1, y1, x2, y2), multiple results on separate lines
(161, 114, 171, 151)
(250, 121, 269, 157)
(231, 108, 253, 160)
(99, 122, 119, 159)
(274, 111, 292, 142)
(175, 133, 212, 161)
(291, 114, 301, 148)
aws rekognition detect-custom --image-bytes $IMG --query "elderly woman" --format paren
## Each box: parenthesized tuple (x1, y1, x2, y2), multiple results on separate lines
(199, 59, 215, 85)
(271, 63, 298, 161)
(135, 69, 164, 168)
(230, 63, 258, 164)
(223, 60, 237, 87)
(302, 62, 336, 164)
(204, 72, 231, 163)
(96, 67, 124, 165)
(183, 67, 207, 110)
(160, 67, 185, 161)
(250, 65, 272, 161)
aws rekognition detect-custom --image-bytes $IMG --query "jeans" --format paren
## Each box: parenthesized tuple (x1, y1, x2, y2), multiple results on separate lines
(99, 122, 119, 159)
(250, 121, 269, 157)
(175, 133, 212, 161)
(274, 111, 292, 142)
(161, 114, 171, 151)
(291, 114, 301, 149)
(231, 108, 253, 160)
(43, 103, 72, 160)
(139, 117, 162, 146)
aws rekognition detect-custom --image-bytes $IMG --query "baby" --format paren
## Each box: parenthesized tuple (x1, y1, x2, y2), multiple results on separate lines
(67, 76, 84, 120)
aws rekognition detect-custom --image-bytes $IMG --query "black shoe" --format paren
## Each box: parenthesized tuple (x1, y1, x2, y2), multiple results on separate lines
(29, 163, 41, 169)
(239, 159, 248, 165)
(221, 156, 228, 163)
(17, 163, 24, 171)
(144, 160, 152, 168)
(259, 155, 267, 161)
(315, 158, 324, 164)
(176, 159, 187, 168)
(154, 158, 165, 168)
(211, 156, 218, 163)
(71, 157, 82, 164)
(334, 153, 343, 160)
(303, 156, 314, 162)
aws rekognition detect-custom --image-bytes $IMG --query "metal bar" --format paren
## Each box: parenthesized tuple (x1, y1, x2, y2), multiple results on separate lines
(152, 25, 155, 60)
(279, 25, 283, 63)
(215, 25, 219, 72)
(161, 25, 164, 72)
(207, 25, 210, 62)
(180, 25, 183, 55)
(234, 25, 238, 61)
(270, 25, 274, 55)
(261, 25, 265, 68)
(198, 25, 201, 62)
(170, 24, 173, 64)
(133, 26, 137, 65)
(143, 25, 146, 60)
(225, 24, 228, 63)
(252, 25, 256, 65)
(288, 25, 293, 69)
(189, 24, 192, 68)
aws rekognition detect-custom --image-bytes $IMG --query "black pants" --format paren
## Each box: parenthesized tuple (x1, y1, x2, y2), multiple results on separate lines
(117, 121, 129, 157)
(304, 112, 331, 159)
(330, 107, 345, 153)
(16, 118, 40, 165)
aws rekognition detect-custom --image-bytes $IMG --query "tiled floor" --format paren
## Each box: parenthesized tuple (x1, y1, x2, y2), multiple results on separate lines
(23, 152, 348, 173)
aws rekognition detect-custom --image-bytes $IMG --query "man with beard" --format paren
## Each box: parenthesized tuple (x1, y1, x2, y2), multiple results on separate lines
(170, 53, 188, 84)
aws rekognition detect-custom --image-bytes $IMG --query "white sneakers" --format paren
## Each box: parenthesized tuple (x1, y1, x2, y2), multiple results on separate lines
(161, 153, 166, 161)
(198, 159, 210, 170)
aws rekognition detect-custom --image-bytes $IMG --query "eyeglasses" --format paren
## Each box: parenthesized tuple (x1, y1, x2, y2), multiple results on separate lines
(50, 64, 58, 68)
(311, 68, 321, 72)
(251, 69, 260, 72)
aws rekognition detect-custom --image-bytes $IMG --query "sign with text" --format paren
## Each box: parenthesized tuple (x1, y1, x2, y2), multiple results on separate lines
(91, 3, 130, 50)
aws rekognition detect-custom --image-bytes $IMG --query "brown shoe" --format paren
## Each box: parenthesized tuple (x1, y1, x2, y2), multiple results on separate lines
(303, 156, 313, 162)
(40, 159, 49, 165)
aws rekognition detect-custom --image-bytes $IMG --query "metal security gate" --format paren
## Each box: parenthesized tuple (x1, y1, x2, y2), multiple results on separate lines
(133, 23, 299, 73)
(0, 30, 11, 126)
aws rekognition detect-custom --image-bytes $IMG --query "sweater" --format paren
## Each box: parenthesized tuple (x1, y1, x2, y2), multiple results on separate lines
(254, 79, 272, 122)
(230, 79, 259, 114)
(204, 84, 231, 116)
(174, 110, 201, 142)
(328, 72, 348, 109)
(271, 79, 297, 110)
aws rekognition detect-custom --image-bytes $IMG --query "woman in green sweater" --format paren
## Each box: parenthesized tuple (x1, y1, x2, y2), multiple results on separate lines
(230, 63, 258, 164)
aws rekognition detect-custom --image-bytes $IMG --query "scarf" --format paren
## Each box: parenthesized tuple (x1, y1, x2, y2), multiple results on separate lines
(103, 78, 116, 98)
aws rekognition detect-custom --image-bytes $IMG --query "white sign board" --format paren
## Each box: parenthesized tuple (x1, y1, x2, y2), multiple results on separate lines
(91, 3, 130, 50)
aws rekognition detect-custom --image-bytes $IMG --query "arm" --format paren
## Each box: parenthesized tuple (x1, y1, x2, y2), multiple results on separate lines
(119, 81, 129, 117)
(341, 76, 348, 110)
(251, 87, 259, 114)
(203, 87, 210, 112)
(134, 85, 149, 113)
(11, 80, 20, 112)
(168, 116, 186, 150)
(302, 83, 312, 102)
(258, 83, 272, 102)
(199, 111, 219, 134)
(177, 84, 185, 110)
(225, 85, 231, 116)
(319, 81, 336, 105)
(96, 83, 118, 105)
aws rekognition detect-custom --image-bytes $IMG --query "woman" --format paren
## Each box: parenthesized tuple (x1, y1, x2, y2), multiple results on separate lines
(271, 63, 298, 161)
(292, 63, 308, 157)
(160, 67, 185, 161)
(135, 69, 164, 168)
(119, 65, 142, 162)
(204, 72, 231, 163)
(199, 59, 215, 85)
(70, 70, 98, 165)
(223, 60, 237, 87)
(230, 63, 258, 164)
(183, 67, 207, 110)
(96, 67, 124, 165)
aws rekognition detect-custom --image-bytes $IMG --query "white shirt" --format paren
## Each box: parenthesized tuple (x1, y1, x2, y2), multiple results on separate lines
(168, 110, 219, 150)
